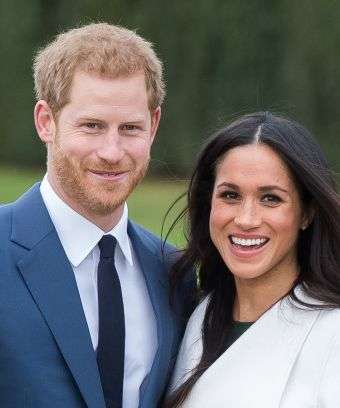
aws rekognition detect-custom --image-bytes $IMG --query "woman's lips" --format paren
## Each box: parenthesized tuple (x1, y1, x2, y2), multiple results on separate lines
(228, 234, 269, 258)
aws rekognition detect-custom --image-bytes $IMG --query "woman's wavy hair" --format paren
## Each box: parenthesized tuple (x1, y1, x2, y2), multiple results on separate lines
(164, 111, 340, 407)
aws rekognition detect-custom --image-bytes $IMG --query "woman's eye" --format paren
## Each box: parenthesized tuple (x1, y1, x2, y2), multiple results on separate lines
(219, 191, 239, 200)
(262, 194, 282, 204)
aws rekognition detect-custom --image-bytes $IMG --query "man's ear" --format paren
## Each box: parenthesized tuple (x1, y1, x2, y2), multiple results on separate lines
(149, 106, 161, 144)
(34, 100, 56, 144)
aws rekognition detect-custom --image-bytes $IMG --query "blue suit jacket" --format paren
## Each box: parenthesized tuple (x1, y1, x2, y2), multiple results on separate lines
(0, 184, 191, 407)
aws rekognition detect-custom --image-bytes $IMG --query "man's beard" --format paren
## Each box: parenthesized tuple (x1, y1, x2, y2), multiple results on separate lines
(50, 142, 149, 216)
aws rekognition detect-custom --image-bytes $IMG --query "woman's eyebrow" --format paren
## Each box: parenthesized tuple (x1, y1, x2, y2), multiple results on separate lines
(216, 183, 289, 194)
(258, 185, 289, 193)
(216, 182, 239, 190)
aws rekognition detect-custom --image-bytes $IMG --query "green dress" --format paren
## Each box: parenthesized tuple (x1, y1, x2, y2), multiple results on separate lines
(224, 321, 254, 350)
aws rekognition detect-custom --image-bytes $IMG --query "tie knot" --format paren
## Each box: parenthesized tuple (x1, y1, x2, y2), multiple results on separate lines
(98, 235, 116, 259)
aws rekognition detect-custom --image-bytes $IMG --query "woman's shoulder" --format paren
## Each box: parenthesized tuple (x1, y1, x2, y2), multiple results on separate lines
(192, 294, 210, 316)
(282, 286, 340, 339)
(315, 307, 340, 334)
(185, 295, 210, 332)
(174, 295, 210, 349)
(169, 295, 210, 392)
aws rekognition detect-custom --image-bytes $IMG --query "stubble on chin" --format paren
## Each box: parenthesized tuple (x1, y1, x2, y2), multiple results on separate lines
(50, 144, 149, 216)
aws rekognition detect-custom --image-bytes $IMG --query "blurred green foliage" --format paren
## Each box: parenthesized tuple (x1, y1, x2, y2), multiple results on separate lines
(0, 1, 339, 176)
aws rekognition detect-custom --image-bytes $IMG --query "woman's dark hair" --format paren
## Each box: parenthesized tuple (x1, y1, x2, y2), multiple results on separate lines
(164, 111, 340, 407)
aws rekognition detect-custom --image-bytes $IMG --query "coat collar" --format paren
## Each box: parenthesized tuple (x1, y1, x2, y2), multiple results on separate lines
(182, 293, 322, 408)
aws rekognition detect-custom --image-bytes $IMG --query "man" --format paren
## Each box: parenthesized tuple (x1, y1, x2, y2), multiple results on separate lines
(0, 23, 191, 408)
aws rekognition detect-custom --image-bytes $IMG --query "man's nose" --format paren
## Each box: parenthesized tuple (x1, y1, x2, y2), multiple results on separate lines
(234, 201, 262, 230)
(96, 130, 125, 163)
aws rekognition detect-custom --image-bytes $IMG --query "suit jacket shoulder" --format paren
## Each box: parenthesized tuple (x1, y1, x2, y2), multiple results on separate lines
(128, 220, 179, 268)
(0, 184, 107, 408)
(128, 220, 195, 310)
(0, 202, 12, 238)
(1, 186, 195, 408)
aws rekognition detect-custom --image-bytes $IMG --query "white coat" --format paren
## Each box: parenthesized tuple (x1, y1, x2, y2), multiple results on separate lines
(170, 290, 340, 407)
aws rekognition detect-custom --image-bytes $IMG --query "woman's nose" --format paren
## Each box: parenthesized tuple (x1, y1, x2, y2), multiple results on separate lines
(234, 201, 262, 230)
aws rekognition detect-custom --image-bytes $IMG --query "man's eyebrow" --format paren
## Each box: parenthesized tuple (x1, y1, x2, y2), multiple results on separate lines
(75, 115, 147, 122)
(75, 115, 104, 122)
(120, 119, 146, 124)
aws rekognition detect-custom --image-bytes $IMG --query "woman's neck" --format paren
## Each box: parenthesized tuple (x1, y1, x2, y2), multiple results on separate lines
(233, 266, 298, 322)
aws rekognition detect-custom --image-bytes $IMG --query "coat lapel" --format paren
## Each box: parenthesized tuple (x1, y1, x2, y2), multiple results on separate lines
(11, 184, 105, 408)
(128, 222, 177, 406)
(185, 296, 321, 408)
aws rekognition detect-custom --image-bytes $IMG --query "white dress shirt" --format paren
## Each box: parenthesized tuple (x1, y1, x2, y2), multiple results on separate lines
(40, 175, 157, 408)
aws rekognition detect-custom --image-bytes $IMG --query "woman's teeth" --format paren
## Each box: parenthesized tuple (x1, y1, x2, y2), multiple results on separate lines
(230, 236, 267, 247)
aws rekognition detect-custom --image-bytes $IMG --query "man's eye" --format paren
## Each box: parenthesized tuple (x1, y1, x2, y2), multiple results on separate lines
(121, 124, 140, 131)
(83, 122, 101, 129)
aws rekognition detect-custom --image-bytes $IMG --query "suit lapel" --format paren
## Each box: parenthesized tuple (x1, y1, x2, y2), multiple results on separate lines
(128, 222, 176, 405)
(186, 297, 321, 408)
(12, 184, 105, 408)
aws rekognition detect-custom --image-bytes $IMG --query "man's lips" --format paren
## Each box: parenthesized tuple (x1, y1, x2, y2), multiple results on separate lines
(88, 169, 129, 180)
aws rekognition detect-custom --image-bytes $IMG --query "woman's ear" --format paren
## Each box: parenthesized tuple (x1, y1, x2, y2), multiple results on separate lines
(301, 203, 316, 230)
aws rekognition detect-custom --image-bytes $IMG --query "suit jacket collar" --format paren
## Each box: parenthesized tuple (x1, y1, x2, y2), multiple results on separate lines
(11, 183, 55, 250)
(128, 222, 177, 406)
(11, 184, 176, 408)
(11, 183, 105, 408)
(40, 176, 133, 267)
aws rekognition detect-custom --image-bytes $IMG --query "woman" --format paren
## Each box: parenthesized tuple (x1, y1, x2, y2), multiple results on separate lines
(165, 112, 340, 407)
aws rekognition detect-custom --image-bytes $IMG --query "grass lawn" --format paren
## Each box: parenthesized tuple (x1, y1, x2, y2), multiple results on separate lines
(0, 166, 188, 245)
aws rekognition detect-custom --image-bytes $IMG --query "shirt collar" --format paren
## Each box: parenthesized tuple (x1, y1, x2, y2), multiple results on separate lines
(40, 175, 133, 267)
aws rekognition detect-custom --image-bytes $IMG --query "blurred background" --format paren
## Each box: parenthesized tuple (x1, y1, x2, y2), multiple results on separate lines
(0, 0, 339, 241)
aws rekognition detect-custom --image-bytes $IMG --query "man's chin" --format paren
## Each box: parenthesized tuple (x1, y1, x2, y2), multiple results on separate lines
(83, 194, 126, 215)
(81, 184, 133, 214)
(59, 169, 145, 217)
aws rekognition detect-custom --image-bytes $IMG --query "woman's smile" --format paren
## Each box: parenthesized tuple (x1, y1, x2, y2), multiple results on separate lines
(209, 143, 306, 282)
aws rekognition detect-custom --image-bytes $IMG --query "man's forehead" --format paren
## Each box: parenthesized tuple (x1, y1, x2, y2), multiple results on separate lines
(69, 70, 146, 98)
(71, 69, 147, 88)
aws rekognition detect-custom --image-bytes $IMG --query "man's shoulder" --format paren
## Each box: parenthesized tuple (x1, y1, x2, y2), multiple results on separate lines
(0, 183, 48, 243)
(128, 220, 177, 257)
(0, 202, 13, 233)
(0, 200, 21, 250)
(0, 183, 41, 214)
(0, 201, 13, 214)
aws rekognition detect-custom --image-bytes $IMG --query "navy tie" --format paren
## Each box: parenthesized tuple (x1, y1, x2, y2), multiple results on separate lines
(97, 235, 125, 408)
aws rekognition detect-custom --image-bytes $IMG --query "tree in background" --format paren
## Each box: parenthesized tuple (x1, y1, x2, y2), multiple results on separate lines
(0, 0, 339, 176)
